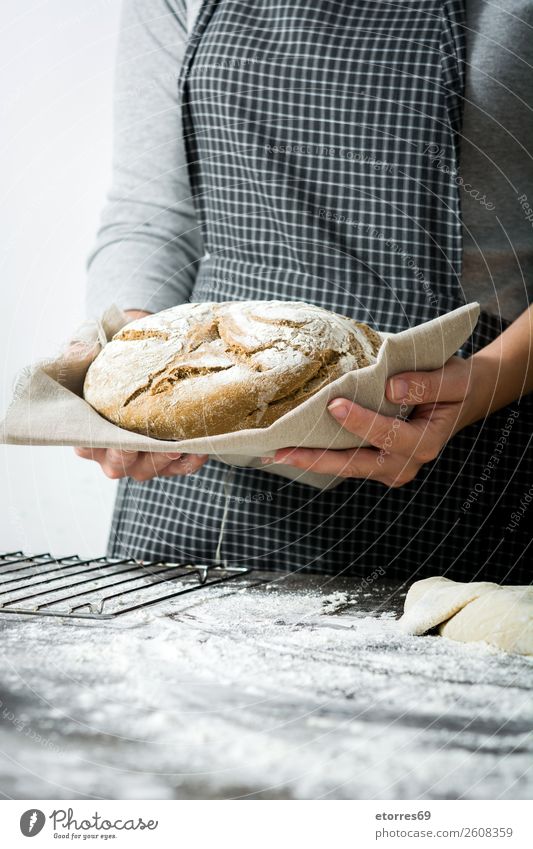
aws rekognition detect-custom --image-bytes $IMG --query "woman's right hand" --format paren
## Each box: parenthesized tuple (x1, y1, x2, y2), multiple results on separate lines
(74, 448, 209, 481)
(73, 308, 209, 481)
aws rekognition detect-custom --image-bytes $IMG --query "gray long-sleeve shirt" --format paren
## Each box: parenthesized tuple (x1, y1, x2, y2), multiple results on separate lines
(86, 0, 202, 317)
(86, 0, 533, 323)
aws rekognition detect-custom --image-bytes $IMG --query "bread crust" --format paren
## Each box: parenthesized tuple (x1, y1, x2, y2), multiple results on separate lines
(83, 301, 382, 439)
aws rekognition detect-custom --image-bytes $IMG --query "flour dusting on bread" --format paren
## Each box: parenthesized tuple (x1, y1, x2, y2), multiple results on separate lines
(83, 301, 382, 439)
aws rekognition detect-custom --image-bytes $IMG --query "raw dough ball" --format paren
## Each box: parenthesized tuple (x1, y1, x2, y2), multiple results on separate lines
(399, 576, 497, 635)
(440, 586, 533, 655)
(398, 576, 533, 656)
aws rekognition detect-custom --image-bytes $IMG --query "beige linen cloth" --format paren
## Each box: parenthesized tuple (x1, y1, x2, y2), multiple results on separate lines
(0, 302, 479, 490)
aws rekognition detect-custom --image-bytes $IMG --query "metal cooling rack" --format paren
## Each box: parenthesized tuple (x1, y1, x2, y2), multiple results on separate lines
(0, 551, 251, 620)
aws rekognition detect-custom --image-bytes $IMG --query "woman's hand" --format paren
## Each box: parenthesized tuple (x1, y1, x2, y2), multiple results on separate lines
(74, 448, 209, 481)
(269, 356, 488, 488)
(271, 305, 533, 487)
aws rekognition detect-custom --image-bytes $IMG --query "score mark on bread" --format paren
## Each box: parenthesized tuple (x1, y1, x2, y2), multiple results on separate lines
(83, 301, 382, 440)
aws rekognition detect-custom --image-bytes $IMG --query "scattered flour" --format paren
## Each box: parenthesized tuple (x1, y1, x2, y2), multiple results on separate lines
(0, 581, 531, 800)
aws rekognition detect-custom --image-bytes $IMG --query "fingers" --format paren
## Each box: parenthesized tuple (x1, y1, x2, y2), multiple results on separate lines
(74, 447, 107, 463)
(385, 357, 471, 405)
(74, 447, 140, 478)
(273, 446, 380, 479)
(74, 446, 209, 481)
(157, 454, 209, 477)
(327, 399, 420, 455)
(272, 446, 422, 488)
(125, 452, 208, 481)
(101, 449, 147, 479)
(175, 454, 209, 475)
(267, 363, 471, 488)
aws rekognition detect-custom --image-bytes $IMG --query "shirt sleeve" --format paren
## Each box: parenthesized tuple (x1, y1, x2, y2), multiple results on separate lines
(85, 0, 203, 318)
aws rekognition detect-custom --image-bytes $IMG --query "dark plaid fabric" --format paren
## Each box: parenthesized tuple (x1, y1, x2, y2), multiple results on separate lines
(108, 0, 532, 583)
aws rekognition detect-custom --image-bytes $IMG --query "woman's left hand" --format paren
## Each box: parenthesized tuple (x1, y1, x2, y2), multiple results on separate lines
(268, 356, 486, 488)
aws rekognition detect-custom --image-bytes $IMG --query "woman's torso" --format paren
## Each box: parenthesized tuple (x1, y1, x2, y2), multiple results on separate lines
(108, 0, 532, 582)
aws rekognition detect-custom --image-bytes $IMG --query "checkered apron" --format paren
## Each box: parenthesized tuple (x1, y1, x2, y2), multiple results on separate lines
(108, 0, 532, 583)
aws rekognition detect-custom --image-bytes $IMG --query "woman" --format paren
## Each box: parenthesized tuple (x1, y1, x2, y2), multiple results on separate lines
(79, 0, 532, 582)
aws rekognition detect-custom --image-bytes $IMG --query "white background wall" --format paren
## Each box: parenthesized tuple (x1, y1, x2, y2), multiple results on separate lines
(1, 0, 122, 557)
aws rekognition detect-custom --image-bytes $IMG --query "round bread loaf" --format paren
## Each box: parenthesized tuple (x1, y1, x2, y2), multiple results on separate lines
(83, 300, 382, 440)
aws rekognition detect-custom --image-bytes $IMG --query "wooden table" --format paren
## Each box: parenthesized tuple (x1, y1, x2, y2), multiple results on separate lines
(0, 573, 531, 799)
